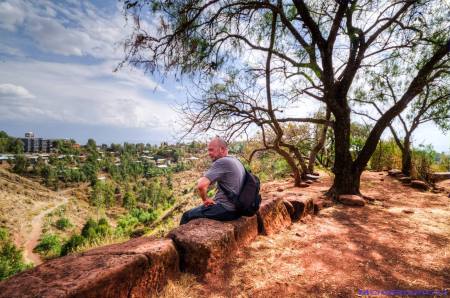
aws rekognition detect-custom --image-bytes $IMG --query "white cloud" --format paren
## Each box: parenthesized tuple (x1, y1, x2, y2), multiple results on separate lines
(0, 83, 34, 99)
(0, 60, 177, 130)
(0, 0, 25, 31)
(0, 0, 132, 59)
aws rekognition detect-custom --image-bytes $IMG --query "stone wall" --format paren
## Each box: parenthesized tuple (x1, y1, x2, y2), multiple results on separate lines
(0, 194, 318, 297)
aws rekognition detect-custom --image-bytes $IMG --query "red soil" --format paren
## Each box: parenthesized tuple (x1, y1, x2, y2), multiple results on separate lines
(192, 171, 450, 297)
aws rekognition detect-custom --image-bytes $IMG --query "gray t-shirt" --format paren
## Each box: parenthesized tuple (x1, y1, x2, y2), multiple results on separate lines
(204, 156, 245, 211)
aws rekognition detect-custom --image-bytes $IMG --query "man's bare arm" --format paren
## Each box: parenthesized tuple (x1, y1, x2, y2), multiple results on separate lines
(197, 176, 215, 206)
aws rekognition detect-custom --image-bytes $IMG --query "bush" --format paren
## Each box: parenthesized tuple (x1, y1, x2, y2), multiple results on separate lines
(412, 145, 436, 182)
(81, 218, 99, 240)
(369, 139, 402, 171)
(123, 191, 137, 210)
(55, 217, 71, 231)
(130, 208, 158, 224)
(273, 158, 290, 178)
(115, 214, 140, 237)
(60, 235, 85, 256)
(34, 234, 62, 258)
(0, 228, 31, 280)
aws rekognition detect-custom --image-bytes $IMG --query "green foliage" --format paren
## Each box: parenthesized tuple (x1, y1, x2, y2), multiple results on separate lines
(123, 191, 137, 210)
(12, 154, 28, 174)
(0, 131, 23, 154)
(8, 139, 24, 154)
(34, 234, 62, 258)
(90, 181, 116, 208)
(42, 165, 58, 189)
(412, 144, 436, 181)
(115, 214, 140, 237)
(130, 208, 158, 224)
(438, 153, 450, 171)
(61, 218, 111, 256)
(55, 217, 72, 231)
(54, 139, 79, 155)
(350, 123, 372, 160)
(273, 158, 290, 178)
(369, 139, 402, 171)
(60, 235, 85, 256)
(0, 228, 31, 280)
(86, 138, 97, 151)
(80, 218, 111, 240)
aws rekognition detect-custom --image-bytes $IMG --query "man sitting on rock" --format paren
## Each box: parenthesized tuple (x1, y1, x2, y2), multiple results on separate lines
(180, 137, 245, 225)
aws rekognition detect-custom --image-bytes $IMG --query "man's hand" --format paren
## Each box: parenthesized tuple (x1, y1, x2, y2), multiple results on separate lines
(197, 176, 212, 204)
(203, 198, 215, 206)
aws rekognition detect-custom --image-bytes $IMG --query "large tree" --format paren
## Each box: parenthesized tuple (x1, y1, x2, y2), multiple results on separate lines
(121, 0, 449, 196)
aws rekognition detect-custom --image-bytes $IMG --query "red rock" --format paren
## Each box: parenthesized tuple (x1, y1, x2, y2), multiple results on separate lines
(298, 182, 310, 188)
(430, 172, 450, 182)
(229, 215, 258, 246)
(276, 187, 284, 192)
(304, 180, 314, 184)
(313, 199, 324, 214)
(305, 174, 319, 180)
(283, 199, 295, 217)
(388, 169, 402, 176)
(411, 180, 429, 191)
(300, 214, 313, 223)
(338, 195, 365, 207)
(83, 237, 179, 295)
(399, 176, 412, 184)
(257, 198, 291, 235)
(167, 219, 236, 279)
(0, 253, 148, 298)
(284, 196, 313, 221)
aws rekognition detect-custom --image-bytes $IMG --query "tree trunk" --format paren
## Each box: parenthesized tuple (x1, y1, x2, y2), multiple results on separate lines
(329, 110, 362, 196)
(275, 148, 302, 187)
(401, 138, 412, 176)
(308, 109, 331, 173)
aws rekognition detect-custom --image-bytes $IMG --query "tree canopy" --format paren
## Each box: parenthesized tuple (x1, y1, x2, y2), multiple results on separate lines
(121, 0, 449, 196)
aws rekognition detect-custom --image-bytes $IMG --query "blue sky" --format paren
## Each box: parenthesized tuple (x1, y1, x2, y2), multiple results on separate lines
(0, 0, 187, 145)
(0, 0, 448, 152)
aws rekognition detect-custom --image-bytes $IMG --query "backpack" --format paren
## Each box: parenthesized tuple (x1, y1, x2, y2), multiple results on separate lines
(220, 168, 262, 217)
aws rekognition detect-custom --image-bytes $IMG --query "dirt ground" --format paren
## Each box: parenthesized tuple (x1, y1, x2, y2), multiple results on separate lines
(162, 171, 450, 297)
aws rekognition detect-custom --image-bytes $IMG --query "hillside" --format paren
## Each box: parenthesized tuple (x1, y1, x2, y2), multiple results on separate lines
(0, 167, 201, 265)
(0, 168, 63, 243)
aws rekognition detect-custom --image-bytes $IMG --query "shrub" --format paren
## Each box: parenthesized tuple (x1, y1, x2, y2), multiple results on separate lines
(369, 139, 402, 171)
(60, 235, 85, 256)
(60, 218, 112, 256)
(130, 208, 158, 224)
(123, 191, 137, 210)
(0, 228, 31, 280)
(55, 217, 71, 231)
(115, 214, 140, 237)
(412, 145, 436, 182)
(34, 234, 62, 258)
(273, 158, 290, 178)
(81, 218, 99, 240)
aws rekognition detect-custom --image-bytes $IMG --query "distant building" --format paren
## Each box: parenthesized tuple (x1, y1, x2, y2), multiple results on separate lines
(20, 132, 52, 153)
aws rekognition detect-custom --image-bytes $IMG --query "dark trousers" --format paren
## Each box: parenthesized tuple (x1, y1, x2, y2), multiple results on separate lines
(180, 203, 240, 225)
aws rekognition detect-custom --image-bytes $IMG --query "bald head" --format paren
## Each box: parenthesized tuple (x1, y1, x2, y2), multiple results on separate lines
(208, 137, 228, 161)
